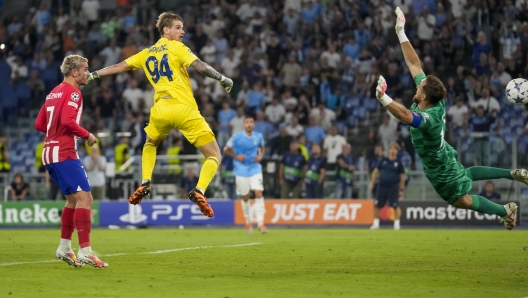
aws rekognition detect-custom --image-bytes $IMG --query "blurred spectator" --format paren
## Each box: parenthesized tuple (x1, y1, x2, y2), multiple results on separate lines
(10, 173, 30, 201)
(121, 37, 139, 60)
(279, 139, 306, 199)
(141, 84, 155, 113)
(220, 155, 236, 199)
(167, 137, 182, 175)
(221, 51, 240, 78)
(280, 54, 301, 89)
(479, 180, 501, 201)
(70, 0, 88, 29)
(500, 24, 521, 61)
(114, 137, 131, 171)
(33, 2, 51, 33)
(253, 111, 272, 141)
(378, 113, 398, 155)
(212, 30, 228, 62)
(304, 116, 326, 149)
(496, 62, 512, 89)
(239, 56, 264, 87)
(447, 96, 469, 143)
(467, 105, 498, 166)
(304, 143, 326, 198)
(122, 79, 144, 113)
(0, 132, 10, 173)
(335, 143, 355, 199)
(471, 31, 492, 65)
(310, 101, 335, 131)
(285, 115, 304, 138)
(82, 145, 107, 200)
(100, 39, 121, 68)
(129, 114, 147, 152)
(229, 105, 246, 135)
(7, 56, 28, 82)
(417, 6, 436, 43)
(323, 124, 347, 170)
(217, 100, 237, 147)
(28, 69, 46, 107)
(55, 7, 70, 32)
(354, 22, 371, 50)
(246, 82, 265, 114)
(200, 39, 216, 64)
(343, 37, 361, 60)
(471, 87, 500, 115)
(81, 0, 100, 28)
(320, 44, 341, 69)
(180, 166, 199, 198)
(270, 124, 293, 158)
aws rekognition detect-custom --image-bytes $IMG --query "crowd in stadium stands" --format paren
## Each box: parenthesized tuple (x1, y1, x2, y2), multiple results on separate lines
(1, 0, 528, 199)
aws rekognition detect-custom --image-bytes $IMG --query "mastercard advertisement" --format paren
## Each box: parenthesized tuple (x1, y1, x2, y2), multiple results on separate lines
(234, 199, 374, 225)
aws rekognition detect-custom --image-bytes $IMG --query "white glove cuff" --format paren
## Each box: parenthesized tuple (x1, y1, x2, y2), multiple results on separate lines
(397, 31, 409, 43)
(379, 94, 393, 106)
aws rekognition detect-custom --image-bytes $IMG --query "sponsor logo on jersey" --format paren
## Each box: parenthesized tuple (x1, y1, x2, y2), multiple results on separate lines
(420, 113, 429, 123)
(46, 92, 63, 100)
(70, 92, 80, 102)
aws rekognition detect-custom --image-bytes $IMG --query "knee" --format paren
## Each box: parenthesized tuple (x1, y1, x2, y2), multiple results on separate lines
(452, 195, 472, 209)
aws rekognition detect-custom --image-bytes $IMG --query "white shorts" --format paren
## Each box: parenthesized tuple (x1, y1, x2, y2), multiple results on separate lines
(235, 173, 264, 196)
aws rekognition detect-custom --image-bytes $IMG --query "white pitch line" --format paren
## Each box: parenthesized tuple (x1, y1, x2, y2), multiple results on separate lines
(0, 242, 262, 267)
(143, 242, 262, 254)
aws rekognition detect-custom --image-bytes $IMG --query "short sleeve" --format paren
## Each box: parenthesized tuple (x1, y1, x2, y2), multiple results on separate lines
(125, 49, 147, 70)
(398, 162, 405, 174)
(258, 134, 265, 147)
(413, 72, 427, 86)
(174, 42, 198, 67)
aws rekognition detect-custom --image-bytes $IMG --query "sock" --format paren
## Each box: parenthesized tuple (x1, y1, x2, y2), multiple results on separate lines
(255, 197, 266, 226)
(470, 195, 507, 217)
(394, 219, 400, 227)
(196, 157, 219, 192)
(372, 218, 380, 226)
(74, 208, 92, 248)
(60, 207, 75, 241)
(465, 166, 512, 181)
(59, 239, 72, 252)
(241, 199, 251, 224)
(142, 142, 158, 181)
(79, 246, 92, 254)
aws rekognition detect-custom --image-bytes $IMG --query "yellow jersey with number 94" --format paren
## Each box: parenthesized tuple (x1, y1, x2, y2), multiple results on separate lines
(125, 37, 199, 109)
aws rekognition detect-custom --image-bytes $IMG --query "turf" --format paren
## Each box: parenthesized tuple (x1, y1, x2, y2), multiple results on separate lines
(0, 228, 527, 298)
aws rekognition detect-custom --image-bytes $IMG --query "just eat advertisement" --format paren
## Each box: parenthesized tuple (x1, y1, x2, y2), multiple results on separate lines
(234, 199, 374, 225)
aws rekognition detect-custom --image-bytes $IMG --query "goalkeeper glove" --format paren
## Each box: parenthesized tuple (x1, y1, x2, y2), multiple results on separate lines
(394, 7, 409, 43)
(376, 75, 393, 106)
(219, 75, 233, 93)
(88, 71, 99, 82)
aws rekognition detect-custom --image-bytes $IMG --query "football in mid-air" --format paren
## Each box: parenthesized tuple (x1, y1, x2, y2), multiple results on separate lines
(505, 78, 528, 105)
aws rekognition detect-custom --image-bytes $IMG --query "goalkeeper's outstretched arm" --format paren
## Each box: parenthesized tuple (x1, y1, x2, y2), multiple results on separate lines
(189, 59, 233, 93)
(89, 61, 133, 80)
(395, 7, 424, 78)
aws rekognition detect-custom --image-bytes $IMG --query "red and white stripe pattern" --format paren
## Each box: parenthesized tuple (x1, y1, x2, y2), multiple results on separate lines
(42, 146, 61, 166)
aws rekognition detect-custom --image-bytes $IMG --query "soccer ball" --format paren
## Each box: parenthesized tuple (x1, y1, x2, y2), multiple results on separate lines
(505, 78, 528, 105)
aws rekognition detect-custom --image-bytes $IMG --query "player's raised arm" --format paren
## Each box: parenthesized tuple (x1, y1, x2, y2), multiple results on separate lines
(87, 60, 133, 81)
(375, 76, 415, 125)
(189, 59, 233, 93)
(395, 7, 423, 78)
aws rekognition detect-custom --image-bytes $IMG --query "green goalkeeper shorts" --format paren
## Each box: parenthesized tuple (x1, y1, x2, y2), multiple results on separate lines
(425, 159, 473, 205)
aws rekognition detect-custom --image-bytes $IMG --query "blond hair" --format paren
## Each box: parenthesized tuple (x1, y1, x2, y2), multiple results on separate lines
(60, 55, 88, 77)
(156, 12, 184, 35)
(389, 142, 401, 152)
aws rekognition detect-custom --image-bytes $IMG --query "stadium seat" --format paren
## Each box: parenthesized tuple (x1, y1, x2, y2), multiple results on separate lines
(15, 83, 32, 107)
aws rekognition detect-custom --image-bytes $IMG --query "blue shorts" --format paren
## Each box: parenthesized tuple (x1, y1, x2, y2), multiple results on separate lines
(45, 159, 91, 195)
(375, 185, 399, 208)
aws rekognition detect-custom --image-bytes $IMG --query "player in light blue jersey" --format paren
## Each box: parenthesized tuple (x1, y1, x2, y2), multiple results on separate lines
(224, 115, 267, 234)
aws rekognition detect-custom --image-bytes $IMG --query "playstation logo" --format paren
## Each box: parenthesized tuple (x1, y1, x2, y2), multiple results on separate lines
(119, 204, 148, 224)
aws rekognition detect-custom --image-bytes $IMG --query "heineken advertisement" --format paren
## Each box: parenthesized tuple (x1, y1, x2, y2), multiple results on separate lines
(0, 201, 100, 226)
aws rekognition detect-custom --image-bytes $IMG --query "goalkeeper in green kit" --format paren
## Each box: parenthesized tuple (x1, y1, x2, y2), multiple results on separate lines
(375, 7, 520, 229)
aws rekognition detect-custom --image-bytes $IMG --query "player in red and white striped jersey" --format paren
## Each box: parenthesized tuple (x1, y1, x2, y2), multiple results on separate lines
(35, 55, 107, 268)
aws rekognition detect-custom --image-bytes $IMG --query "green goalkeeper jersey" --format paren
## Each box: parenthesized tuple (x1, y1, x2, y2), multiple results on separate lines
(409, 72, 472, 203)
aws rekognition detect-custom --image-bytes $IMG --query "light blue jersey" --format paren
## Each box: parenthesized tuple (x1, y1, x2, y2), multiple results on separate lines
(226, 131, 265, 177)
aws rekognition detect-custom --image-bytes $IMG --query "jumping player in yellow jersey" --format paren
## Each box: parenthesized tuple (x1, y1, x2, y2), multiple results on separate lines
(87, 12, 234, 217)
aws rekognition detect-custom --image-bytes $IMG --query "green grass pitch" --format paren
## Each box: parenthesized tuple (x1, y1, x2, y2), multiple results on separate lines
(0, 228, 527, 298)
